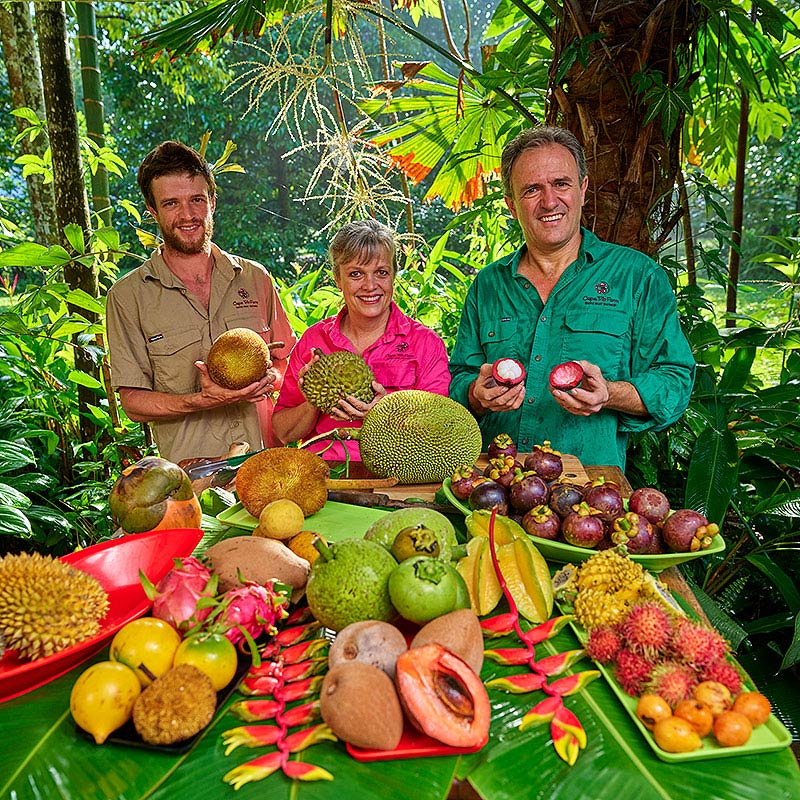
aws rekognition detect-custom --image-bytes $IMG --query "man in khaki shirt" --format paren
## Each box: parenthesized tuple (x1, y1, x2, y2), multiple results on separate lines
(106, 141, 296, 463)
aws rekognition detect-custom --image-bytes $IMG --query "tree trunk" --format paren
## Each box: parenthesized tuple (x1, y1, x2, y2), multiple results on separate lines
(547, 1, 702, 255)
(75, 0, 111, 227)
(726, 82, 749, 328)
(0, 2, 58, 244)
(34, 1, 99, 443)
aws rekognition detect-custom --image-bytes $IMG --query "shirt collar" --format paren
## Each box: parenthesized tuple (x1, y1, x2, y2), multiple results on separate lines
(141, 242, 239, 286)
(510, 227, 599, 278)
(326, 301, 407, 348)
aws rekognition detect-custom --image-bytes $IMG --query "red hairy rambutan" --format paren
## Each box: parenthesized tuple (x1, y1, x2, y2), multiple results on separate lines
(585, 625, 622, 664)
(644, 661, 698, 708)
(614, 648, 654, 696)
(620, 601, 673, 660)
(671, 618, 728, 667)
(700, 659, 743, 695)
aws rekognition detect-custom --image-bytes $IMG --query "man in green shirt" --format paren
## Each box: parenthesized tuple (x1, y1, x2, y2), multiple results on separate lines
(448, 126, 695, 469)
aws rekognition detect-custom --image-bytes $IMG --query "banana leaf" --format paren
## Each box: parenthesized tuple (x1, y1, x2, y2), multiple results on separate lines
(3, 627, 799, 800)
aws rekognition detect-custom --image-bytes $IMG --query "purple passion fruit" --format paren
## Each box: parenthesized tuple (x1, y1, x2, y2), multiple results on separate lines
(549, 361, 584, 391)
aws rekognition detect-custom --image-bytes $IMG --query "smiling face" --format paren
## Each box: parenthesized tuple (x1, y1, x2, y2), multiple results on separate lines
(147, 172, 215, 255)
(505, 143, 588, 257)
(335, 249, 394, 325)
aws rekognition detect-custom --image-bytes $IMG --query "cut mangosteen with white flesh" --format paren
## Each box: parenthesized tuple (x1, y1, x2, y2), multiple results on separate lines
(491, 358, 526, 387)
(549, 361, 584, 391)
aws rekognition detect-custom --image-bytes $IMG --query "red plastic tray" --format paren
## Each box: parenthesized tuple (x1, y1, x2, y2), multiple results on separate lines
(347, 722, 485, 762)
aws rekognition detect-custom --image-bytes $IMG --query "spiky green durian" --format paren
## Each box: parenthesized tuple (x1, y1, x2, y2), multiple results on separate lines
(302, 351, 375, 413)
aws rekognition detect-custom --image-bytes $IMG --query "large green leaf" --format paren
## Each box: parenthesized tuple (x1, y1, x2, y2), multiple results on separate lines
(684, 426, 740, 525)
(3, 629, 799, 800)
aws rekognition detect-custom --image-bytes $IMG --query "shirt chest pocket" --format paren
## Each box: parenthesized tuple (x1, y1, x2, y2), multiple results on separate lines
(480, 318, 520, 361)
(221, 315, 270, 336)
(372, 360, 418, 392)
(560, 309, 629, 378)
(146, 328, 204, 394)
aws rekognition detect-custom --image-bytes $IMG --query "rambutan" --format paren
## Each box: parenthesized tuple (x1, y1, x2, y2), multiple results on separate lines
(614, 648, 654, 696)
(645, 661, 697, 708)
(585, 625, 622, 664)
(700, 659, 743, 695)
(671, 618, 728, 667)
(619, 601, 673, 660)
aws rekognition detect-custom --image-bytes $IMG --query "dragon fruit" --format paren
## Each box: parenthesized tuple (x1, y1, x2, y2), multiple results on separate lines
(143, 556, 217, 631)
(218, 582, 290, 646)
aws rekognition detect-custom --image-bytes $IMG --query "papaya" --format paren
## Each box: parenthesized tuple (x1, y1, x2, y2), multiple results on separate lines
(395, 643, 490, 748)
(109, 456, 201, 535)
(495, 537, 554, 623)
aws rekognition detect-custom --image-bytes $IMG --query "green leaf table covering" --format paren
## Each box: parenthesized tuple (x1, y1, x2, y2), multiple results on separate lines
(2, 627, 799, 800)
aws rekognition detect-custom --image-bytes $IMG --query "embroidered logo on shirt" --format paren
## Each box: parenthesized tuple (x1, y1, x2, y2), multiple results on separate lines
(583, 281, 619, 307)
(397, 342, 409, 352)
(595, 282, 609, 295)
(238, 288, 250, 299)
(148, 334, 164, 343)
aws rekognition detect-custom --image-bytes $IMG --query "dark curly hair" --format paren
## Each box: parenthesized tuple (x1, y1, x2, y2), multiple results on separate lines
(137, 141, 216, 209)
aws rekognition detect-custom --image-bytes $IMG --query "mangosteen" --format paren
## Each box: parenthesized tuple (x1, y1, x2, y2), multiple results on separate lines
(449, 464, 482, 501)
(484, 455, 520, 489)
(488, 358, 526, 388)
(661, 509, 719, 553)
(561, 502, 606, 548)
(583, 479, 624, 524)
(610, 512, 655, 555)
(468, 480, 509, 515)
(549, 481, 584, 518)
(523, 440, 563, 482)
(628, 486, 671, 525)
(549, 361, 584, 391)
(508, 471, 549, 513)
(487, 433, 518, 461)
(521, 505, 561, 540)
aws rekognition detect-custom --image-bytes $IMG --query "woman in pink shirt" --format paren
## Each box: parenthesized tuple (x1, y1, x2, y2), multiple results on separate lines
(272, 220, 450, 461)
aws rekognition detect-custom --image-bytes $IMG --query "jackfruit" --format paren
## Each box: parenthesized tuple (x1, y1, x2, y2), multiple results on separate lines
(302, 350, 375, 412)
(0, 552, 109, 660)
(235, 447, 329, 518)
(358, 390, 482, 484)
(206, 328, 272, 390)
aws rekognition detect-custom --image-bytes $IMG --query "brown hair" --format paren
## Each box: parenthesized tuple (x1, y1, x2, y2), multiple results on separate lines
(329, 220, 396, 280)
(137, 141, 216, 209)
(500, 126, 587, 195)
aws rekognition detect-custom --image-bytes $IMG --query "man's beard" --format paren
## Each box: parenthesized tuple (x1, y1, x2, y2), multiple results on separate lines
(161, 216, 214, 254)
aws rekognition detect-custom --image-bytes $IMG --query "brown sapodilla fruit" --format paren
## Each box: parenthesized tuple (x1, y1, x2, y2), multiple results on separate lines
(319, 662, 404, 751)
(410, 609, 484, 674)
(329, 620, 408, 679)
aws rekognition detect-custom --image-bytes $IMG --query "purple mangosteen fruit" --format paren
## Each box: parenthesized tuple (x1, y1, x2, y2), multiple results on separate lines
(628, 486, 671, 525)
(661, 509, 720, 553)
(610, 511, 656, 555)
(561, 502, 606, 549)
(549, 481, 585, 518)
(468, 480, 509, 515)
(523, 440, 564, 482)
(487, 358, 526, 388)
(484, 455, 520, 489)
(583, 479, 624, 525)
(521, 504, 561, 540)
(508, 471, 550, 513)
(549, 361, 584, 391)
(449, 464, 482, 501)
(487, 433, 518, 461)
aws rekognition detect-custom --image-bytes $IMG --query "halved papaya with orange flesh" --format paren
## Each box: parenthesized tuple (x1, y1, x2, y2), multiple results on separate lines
(395, 643, 490, 748)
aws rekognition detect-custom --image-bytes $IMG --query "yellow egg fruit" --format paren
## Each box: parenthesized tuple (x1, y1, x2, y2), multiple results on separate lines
(110, 617, 181, 687)
(70, 661, 141, 744)
(173, 631, 238, 691)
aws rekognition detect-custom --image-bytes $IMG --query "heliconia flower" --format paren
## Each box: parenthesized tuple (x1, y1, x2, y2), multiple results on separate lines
(284, 605, 314, 626)
(279, 700, 321, 728)
(544, 670, 600, 697)
(274, 620, 323, 647)
(223, 751, 283, 789)
(281, 657, 328, 683)
(551, 720, 581, 766)
(519, 695, 563, 730)
(141, 557, 216, 631)
(279, 638, 330, 664)
(283, 723, 337, 751)
(222, 724, 282, 755)
(229, 698, 281, 722)
(532, 649, 586, 676)
(485, 672, 546, 693)
(483, 647, 534, 666)
(554, 704, 587, 749)
(281, 761, 334, 781)
(480, 612, 518, 638)
(520, 615, 574, 646)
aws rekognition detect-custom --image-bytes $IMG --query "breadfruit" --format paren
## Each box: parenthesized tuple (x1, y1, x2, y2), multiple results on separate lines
(0, 552, 109, 660)
(132, 663, 217, 745)
(235, 447, 329, 518)
(302, 350, 375, 412)
(206, 327, 272, 390)
(358, 390, 482, 484)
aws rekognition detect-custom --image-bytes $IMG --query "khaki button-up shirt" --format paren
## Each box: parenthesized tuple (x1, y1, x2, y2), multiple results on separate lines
(106, 244, 296, 463)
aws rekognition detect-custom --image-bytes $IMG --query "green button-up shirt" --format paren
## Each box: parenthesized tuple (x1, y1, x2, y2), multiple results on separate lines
(448, 228, 695, 469)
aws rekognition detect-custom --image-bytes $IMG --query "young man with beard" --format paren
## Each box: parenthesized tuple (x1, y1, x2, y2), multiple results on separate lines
(105, 141, 295, 463)
(448, 126, 695, 470)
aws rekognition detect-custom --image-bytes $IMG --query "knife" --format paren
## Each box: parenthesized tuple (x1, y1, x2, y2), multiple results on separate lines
(326, 490, 456, 515)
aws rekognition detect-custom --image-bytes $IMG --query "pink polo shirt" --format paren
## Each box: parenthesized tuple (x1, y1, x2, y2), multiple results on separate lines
(275, 302, 450, 461)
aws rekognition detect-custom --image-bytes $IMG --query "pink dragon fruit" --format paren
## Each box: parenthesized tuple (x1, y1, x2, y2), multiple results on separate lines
(143, 556, 217, 631)
(218, 582, 290, 646)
